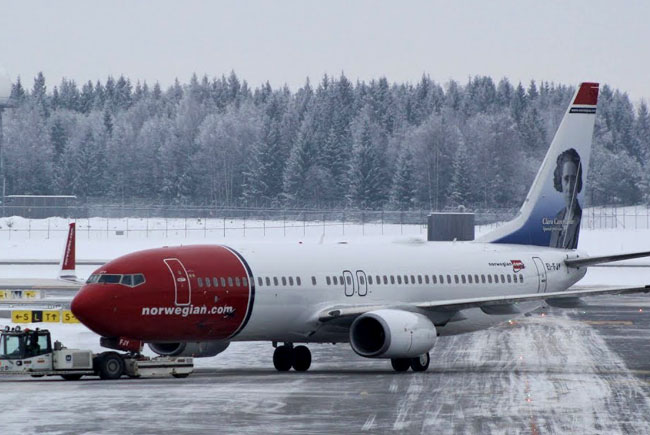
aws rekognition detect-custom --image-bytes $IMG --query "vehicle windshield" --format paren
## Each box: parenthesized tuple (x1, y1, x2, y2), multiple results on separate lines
(0, 334, 22, 359)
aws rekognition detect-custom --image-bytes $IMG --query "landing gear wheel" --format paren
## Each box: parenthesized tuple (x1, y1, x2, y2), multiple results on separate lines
(97, 352, 124, 380)
(410, 353, 430, 372)
(273, 345, 294, 372)
(292, 345, 312, 372)
(391, 358, 411, 372)
(61, 374, 83, 381)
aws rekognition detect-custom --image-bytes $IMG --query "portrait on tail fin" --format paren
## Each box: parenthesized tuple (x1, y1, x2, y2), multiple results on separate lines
(549, 148, 582, 249)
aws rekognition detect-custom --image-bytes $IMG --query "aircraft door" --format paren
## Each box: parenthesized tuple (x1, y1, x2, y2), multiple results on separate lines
(356, 270, 368, 296)
(164, 258, 191, 305)
(532, 257, 547, 293)
(343, 270, 355, 296)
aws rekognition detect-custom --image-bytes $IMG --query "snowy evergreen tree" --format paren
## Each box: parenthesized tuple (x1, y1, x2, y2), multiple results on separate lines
(389, 146, 416, 209)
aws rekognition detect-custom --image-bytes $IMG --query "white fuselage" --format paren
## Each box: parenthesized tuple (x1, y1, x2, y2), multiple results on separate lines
(234, 240, 586, 342)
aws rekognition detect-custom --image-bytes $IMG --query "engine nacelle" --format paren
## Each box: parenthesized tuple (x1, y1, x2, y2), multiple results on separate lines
(148, 341, 230, 358)
(349, 309, 437, 358)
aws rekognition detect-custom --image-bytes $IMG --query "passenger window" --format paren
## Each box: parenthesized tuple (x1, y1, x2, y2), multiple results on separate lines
(418, 275, 422, 284)
(243, 277, 248, 287)
(376, 275, 381, 284)
(432, 275, 437, 284)
(368, 276, 373, 285)
(397, 275, 402, 284)
(213, 277, 219, 287)
(424, 275, 429, 284)
(359, 275, 365, 285)
(221, 277, 226, 287)
(266, 277, 271, 286)
(519, 275, 524, 283)
(346, 276, 352, 285)
(273, 277, 278, 286)
(468, 275, 473, 284)
(481, 274, 486, 284)
(326, 276, 331, 285)
(446, 275, 451, 284)
(403, 275, 408, 284)
(281, 277, 287, 286)
(500, 275, 505, 283)
(296, 277, 301, 286)
(207, 277, 213, 287)
(228, 277, 234, 287)
(333, 276, 338, 285)
(488, 275, 493, 284)
(289, 277, 294, 286)
(411, 275, 416, 284)
(493, 274, 499, 283)
(440, 275, 445, 284)
(198, 277, 204, 288)
(507, 275, 512, 283)
(461, 275, 466, 284)
(384, 276, 388, 284)
(258, 277, 263, 287)
(312, 276, 317, 285)
(390, 276, 395, 284)
(454, 275, 459, 284)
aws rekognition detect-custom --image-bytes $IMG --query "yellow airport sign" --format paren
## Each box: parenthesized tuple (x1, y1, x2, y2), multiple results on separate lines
(43, 311, 61, 323)
(62, 310, 80, 324)
(11, 311, 32, 323)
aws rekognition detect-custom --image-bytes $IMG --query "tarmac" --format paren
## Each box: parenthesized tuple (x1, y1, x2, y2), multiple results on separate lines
(1, 294, 649, 434)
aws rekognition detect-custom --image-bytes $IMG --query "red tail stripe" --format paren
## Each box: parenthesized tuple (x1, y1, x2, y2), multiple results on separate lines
(573, 82, 599, 105)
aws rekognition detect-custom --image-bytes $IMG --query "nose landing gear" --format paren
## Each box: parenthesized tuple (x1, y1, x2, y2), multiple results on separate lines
(272, 343, 312, 372)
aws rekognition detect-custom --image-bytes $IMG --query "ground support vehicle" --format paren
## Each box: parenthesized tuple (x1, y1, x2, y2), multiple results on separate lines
(0, 327, 193, 380)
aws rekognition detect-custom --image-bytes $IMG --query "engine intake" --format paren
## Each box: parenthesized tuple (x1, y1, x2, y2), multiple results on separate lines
(148, 341, 230, 358)
(350, 309, 436, 358)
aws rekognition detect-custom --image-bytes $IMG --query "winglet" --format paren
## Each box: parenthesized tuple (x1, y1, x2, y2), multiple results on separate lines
(58, 222, 77, 281)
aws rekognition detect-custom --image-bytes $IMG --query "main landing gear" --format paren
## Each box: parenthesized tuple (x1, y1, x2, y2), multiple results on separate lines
(391, 352, 430, 372)
(273, 343, 312, 372)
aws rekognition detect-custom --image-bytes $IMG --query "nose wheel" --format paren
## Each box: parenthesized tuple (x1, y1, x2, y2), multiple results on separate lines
(273, 344, 312, 372)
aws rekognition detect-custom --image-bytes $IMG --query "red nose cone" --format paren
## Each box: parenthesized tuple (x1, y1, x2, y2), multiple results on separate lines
(71, 285, 115, 337)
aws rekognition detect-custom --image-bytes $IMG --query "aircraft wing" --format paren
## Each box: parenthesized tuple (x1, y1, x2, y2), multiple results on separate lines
(565, 250, 650, 267)
(318, 284, 650, 322)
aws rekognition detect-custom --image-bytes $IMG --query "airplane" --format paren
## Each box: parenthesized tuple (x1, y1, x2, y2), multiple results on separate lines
(70, 82, 650, 373)
(0, 223, 85, 308)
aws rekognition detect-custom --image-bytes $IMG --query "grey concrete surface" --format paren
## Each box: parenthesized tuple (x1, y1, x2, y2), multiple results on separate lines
(1, 295, 650, 434)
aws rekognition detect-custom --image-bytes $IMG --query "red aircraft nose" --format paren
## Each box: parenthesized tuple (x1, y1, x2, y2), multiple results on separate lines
(71, 285, 118, 337)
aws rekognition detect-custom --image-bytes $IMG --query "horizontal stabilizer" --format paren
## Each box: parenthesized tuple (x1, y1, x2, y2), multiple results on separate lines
(565, 250, 650, 268)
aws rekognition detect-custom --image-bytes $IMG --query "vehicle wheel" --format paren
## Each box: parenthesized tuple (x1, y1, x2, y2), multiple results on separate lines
(273, 345, 294, 372)
(61, 374, 83, 381)
(391, 358, 411, 372)
(292, 345, 312, 372)
(410, 353, 430, 372)
(172, 373, 190, 378)
(97, 352, 124, 380)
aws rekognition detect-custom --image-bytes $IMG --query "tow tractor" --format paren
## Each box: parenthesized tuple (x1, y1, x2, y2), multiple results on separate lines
(0, 327, 193, 380)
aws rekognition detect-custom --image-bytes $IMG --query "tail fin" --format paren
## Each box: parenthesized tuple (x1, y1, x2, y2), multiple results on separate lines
(481, 82, 599, 249)
(58, 222, 77, 281)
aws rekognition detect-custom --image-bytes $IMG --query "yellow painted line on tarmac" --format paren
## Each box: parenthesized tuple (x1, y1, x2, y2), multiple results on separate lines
(582, 320, 633, 326)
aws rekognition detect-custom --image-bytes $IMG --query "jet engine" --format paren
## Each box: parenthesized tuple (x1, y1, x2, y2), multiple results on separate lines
(349, 309, 437, 358)
(149, 341, 230, 357)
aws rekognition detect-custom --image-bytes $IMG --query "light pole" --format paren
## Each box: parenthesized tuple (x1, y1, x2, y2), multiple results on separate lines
(0, 70, 13, 217)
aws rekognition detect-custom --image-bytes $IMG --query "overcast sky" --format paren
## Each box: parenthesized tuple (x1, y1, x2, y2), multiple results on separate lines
(1, 0, 649, 101)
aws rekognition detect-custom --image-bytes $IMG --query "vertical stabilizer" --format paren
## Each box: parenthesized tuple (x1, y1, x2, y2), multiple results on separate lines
(59, 222, 77, 281)
(480, 82, 599, 249)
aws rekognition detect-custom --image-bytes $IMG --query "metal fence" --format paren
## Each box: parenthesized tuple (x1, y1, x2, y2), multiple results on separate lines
(0, 205, 517, 240)
(1, 204, 647, 240)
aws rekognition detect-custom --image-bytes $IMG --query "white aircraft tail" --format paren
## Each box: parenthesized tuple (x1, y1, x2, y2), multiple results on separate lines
(58, 222, 77, 281)
(481, 82, 599, 249)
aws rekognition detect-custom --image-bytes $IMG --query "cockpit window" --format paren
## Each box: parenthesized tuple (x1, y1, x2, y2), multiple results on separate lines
(87, 273, 145, 288)
(98, 274, 122, 284)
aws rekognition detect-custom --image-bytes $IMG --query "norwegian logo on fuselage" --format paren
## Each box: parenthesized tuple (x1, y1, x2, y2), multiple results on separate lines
(511, 260, 525, 273)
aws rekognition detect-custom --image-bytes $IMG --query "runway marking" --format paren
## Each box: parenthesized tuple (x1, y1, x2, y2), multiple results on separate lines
(361, 414, 375, 431)
(389, 381, 398, 393)
(392, 375, 424, 431)
(583, 320, 633, 325)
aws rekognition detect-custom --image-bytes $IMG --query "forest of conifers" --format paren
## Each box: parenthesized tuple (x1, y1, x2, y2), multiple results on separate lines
(2, 72, 648, 210)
